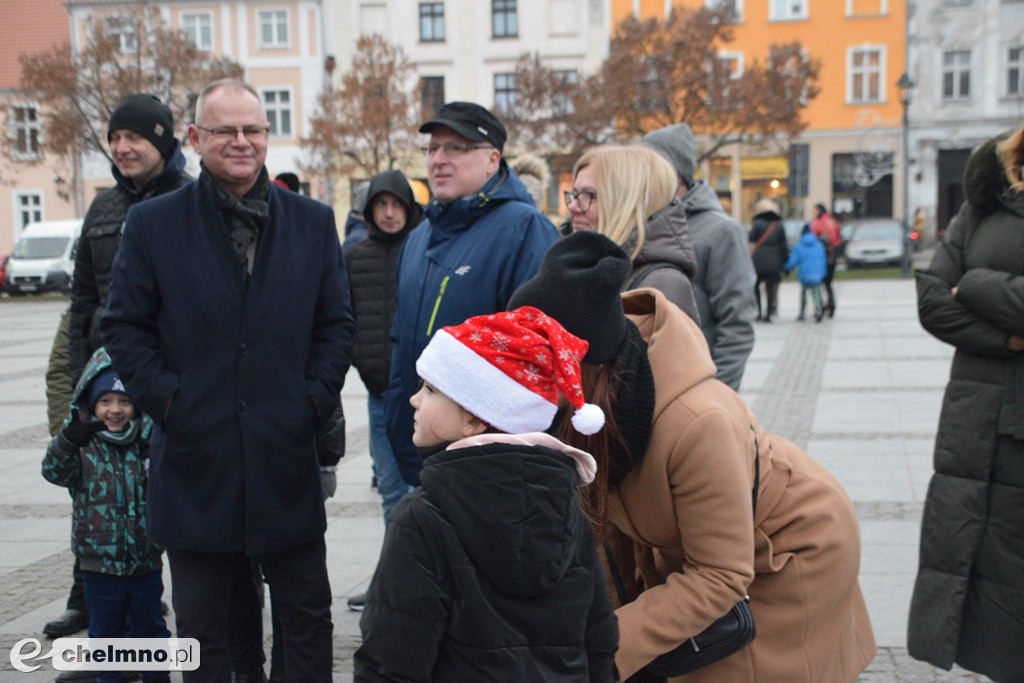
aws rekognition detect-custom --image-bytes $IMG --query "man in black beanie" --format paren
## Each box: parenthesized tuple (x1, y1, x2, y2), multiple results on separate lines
(41, 93, 192, 669)
(68, 93, 191, 385)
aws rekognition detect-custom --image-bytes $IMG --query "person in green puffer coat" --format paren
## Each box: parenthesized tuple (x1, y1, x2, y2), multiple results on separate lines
(42, 347, 170, 681)
(909, 127, 1024, 682)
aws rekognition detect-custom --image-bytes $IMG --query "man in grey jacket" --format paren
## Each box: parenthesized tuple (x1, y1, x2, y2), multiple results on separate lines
(640, 123, 757, 390)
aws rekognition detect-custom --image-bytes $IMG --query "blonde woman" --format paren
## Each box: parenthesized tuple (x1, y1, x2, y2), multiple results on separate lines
(565, 144, 700, 322)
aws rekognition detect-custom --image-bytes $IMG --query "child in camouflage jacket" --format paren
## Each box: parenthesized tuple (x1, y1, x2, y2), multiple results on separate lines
(42, 347, 169, 681)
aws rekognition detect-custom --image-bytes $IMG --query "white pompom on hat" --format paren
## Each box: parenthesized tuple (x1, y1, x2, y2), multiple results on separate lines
(416, 307, 605, 435)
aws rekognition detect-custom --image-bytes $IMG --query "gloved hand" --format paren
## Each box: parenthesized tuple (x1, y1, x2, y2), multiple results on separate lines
(60, 410, 106, 449)
(320, 466, 337, 500)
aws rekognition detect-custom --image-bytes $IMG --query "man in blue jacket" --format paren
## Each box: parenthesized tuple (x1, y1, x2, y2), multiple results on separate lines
(101, 79, 354, 682)
(382, 102, 557, 489)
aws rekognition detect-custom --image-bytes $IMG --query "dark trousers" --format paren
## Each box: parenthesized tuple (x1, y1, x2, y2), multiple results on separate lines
(754, 274, 781, 319)
(822, 262, 837, 313)
(82, 569, 171, 683)
(168, 537, 333, 683)
(227, 560, 266, 676)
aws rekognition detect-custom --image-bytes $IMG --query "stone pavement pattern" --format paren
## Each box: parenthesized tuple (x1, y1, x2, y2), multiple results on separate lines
(0, 281, 996, 681)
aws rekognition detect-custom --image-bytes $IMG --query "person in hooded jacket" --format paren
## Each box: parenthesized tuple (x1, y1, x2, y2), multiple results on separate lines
(42, 347, 171, 683)
(809, 203, 842, 318)
(566, 144, 700, 323)
(355, 307, 617, 682)
(509, 232, 876, 682)
(748, 198, 789, 323)
(346, 169, 424, 526)
(381, 102, 557, 490)
(639, 123, 757, 392)
(783, 225, 828, 322)
(908, 127, 1024, 682)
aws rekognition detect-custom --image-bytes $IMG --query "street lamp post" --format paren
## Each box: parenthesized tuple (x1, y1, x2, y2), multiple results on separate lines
(898, 73, 915, 278)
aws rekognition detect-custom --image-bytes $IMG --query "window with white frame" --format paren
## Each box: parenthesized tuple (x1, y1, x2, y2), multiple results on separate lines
(707, 52, 743, 110)
(492, 0, 518, 38)
(419, 3, 444, 42)
(494, 72, 518, 113)
(9, 104, 41, 161)
(848, 45, 884, 103)
(1007, 46, 1024, 96)
(942, 50, 971, 100)
(706, 0, 743, 20)
(770, 0, 807, 20)
(421, 76, 445, 118)
(846, 0, 888, 14)
(553, 69, 578, 115)
(104, 15, 138, 53)
(262, 89, 292, 136)
(14, 192, 43, 231)
(771, 48, 810, 106)
(182, 12, 213, 51)
(258, 9, 289, 49)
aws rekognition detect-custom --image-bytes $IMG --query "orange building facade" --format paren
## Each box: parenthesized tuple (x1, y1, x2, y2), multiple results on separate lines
(609, 0, 908, 226)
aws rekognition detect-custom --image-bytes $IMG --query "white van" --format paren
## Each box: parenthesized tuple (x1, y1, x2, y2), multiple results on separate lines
(4, 219, 82, 295)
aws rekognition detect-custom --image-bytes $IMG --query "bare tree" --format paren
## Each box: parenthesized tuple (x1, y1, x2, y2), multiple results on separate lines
(15, 1, 243, 165)
(497, 53, 618, 153)
(300, 35, 422, 179)
(504, 5, 820, 161)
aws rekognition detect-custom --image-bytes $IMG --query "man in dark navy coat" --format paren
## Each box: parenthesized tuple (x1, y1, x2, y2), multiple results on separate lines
(102, 79, 354, 682)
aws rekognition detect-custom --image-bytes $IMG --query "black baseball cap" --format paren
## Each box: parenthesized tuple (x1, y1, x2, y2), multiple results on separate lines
(419, 101, 507, 152)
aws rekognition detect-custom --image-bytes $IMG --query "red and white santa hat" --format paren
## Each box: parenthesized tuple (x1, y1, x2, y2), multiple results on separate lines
(416, 307, 605, 435)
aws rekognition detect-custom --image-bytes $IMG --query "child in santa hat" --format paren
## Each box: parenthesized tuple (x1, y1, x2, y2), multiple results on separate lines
(354, 306, 618, 682)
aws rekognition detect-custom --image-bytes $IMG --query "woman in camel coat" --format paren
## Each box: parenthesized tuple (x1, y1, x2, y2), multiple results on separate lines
(510, 231, 876, 681)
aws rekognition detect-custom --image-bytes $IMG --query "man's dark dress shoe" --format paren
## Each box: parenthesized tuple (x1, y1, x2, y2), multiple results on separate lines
(43, 609, 89, 638)
(54, 671, 97, 683)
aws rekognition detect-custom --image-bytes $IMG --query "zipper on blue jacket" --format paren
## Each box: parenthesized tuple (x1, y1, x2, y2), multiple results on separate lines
(426, 275, 450, 337)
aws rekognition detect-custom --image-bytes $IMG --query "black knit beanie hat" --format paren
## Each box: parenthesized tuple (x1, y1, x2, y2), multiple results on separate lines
(508, 231, 632, 363)
(86, 367, 132, 411)
(108, 94, 176, 160)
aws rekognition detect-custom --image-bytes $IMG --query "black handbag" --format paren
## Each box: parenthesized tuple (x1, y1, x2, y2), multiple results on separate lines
(644, 598, 755, 677)
(605, 429, 761, 678)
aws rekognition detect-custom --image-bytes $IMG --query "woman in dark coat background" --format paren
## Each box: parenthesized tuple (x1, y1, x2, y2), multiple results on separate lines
(909, 127, 1024, 681)
(748, 198, 789, 323)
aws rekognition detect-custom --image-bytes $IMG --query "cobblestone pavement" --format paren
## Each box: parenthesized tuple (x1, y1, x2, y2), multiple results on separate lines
(0, 280, 998, 680)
